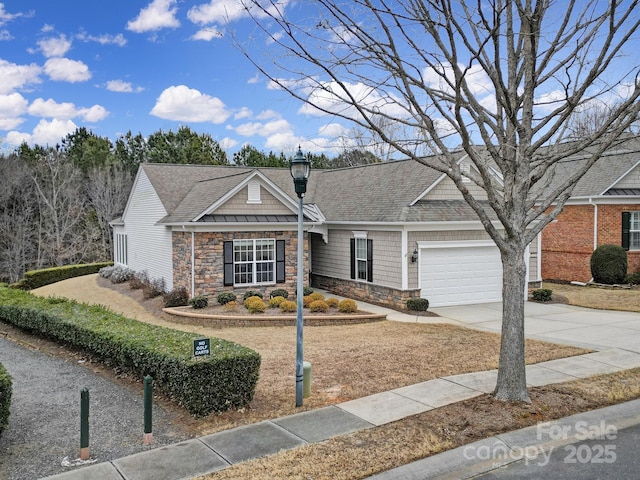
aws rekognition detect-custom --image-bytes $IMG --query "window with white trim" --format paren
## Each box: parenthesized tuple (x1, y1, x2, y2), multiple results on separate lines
(355, 238, 368, 280)
(114, 233, 128, 265)
(631, 212, 640, 250)
(233, 239, 275, 285)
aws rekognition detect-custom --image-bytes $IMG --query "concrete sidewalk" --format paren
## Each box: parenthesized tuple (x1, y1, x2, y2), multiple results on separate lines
(42, 299, 640, 480)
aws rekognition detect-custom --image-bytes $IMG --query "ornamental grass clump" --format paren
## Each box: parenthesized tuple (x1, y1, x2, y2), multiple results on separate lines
(244, 296, 266, 314)
(326, 297, 340, 308)
(338, 299, 358, 313)
(309, 300, 329, 313)
(268, 295, 286, 308)
(280, 300, 297, 313)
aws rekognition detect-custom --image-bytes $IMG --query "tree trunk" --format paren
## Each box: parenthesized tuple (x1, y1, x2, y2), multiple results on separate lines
(493, 244, 531, 403)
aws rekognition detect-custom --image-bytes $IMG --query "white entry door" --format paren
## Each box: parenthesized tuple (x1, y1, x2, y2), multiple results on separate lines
(419, 241, 503, 307)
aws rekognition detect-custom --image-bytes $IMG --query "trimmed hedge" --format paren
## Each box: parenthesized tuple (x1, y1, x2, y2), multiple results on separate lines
(591, 244, 627, 285)
(0, 288, 260, 416)
(12, 262, 113, 290)
(0, 362, 11, 437)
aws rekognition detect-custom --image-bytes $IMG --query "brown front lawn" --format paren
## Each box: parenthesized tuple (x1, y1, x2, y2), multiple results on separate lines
(543, 282, 640, 312)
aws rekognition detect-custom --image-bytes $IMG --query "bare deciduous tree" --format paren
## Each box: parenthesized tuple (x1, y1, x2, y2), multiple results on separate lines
(242, 0, 640, 401)
(86, 164, 133, 258)
(30, 150, 88, 267)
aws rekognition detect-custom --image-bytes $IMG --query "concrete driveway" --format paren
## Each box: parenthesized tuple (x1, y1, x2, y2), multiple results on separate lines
(430, 302, 640, 352)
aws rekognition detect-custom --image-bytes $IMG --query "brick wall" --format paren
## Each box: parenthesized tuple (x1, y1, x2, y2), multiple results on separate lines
(172, 230, 307, 299)
(542, 203, 640, 281)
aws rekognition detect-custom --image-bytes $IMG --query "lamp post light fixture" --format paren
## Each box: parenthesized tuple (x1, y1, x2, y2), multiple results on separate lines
(290, 146, 311, 407)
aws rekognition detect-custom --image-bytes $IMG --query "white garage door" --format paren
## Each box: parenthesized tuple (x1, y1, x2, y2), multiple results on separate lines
(419, 241, 503, 307)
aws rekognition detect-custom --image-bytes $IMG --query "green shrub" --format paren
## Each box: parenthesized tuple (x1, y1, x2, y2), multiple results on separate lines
(0, 362, 11, 437)
(268, 296, 286, 308)
(189, 295, 209, 309)
(217, 292, 237, 305)
(532, 288, 553, 302)
(591, 244, 627, 284)
(407, 298, 430, 312)
(626, 272, 640, 285)
(244, 296, 266, 314)
(309, 300, 329, 313)
(338, 299, 358, 313)
(303, 286, 314, 296)
(280, 300, 297, 313)
(243, 290, 263, 301)
(0, 289, 260, 416)
(270, 289, 289, 299)
(12, 262, 113, 290)
(163, 287, 190, 308)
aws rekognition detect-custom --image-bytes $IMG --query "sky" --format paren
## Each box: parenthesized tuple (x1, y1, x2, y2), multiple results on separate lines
(0, 0, 344, 156)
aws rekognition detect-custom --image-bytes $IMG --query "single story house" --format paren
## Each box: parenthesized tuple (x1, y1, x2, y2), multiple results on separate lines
(541, 141, 640, 282)
(111, 156, 542, 308)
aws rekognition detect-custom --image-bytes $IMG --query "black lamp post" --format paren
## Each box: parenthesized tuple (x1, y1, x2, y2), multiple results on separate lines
(290, 146, 310, 407)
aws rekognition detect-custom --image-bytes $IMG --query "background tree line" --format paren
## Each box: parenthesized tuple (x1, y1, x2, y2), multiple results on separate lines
(0, 125, 382, 283)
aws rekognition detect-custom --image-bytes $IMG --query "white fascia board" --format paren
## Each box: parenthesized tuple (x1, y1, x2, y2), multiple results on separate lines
(417, 239, 497, 249)
(409, 172, 448, 206)
(169, 221, 321, 233)
(326, 220, 500, 231)
(563, 195, 640, 206)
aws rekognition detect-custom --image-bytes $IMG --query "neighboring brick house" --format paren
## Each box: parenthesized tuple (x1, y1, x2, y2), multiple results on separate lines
(541, 143, 640, 282)
(111, 156, 542, 308)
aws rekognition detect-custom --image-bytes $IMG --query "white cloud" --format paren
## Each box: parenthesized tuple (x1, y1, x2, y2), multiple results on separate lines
(264, 130, 299, 151)
(318, 122, 347, 138)
(256, 109, 280, 121)
(220, 136, 238, 149)
(76, 31, 127, 47)
(0, 29, 10, 40)
(187, 0, 247, 25)
(0, 3, 27, 27)
(188, 0, 293, 27)
(78, 105, 109, 122)
(26, 98, 108, 123)
(0, 59, 42, 94)
(234, 107, 253, 120)
(233, 118, 292, 138)
(44, 58, 91, 82)
(0, 92, 28, 129)
(106, 79, 143, 93)
(127, 0, 180, 33)
(38, 34, 72, 58)
(247, 73, 260, 84)
(6, 118, 78, 147)
(298, 80, 407, 119)
(28, 98, 77, 119)
(534, 89, 566, 112)
(150, 85, 231, 123)
(192, 28, 224, 41)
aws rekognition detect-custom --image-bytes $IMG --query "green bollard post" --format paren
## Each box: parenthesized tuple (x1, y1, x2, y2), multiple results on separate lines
(80, 388, 90, 460)
(143, 375, 153, 445)
(303, 361, 312, 398)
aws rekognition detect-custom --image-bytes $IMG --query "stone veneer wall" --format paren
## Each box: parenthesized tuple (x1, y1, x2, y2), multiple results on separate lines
(311, 273, 420, 310)
(173, 230, 307, 299)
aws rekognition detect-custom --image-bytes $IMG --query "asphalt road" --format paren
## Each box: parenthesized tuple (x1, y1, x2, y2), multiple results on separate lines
(0, 334, 191, 480)
(475, 422, 640, 479)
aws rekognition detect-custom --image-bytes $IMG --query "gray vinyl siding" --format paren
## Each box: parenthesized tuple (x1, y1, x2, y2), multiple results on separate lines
(123, 168, 174, 290)
(216, 185, 292, 215)
(614, 164, 640, 189)
(424, 176, 488, 200)
(311, 228, 402, 289)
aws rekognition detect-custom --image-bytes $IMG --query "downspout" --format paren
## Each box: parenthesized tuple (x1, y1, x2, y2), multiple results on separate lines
(591, 199, 598, 250)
